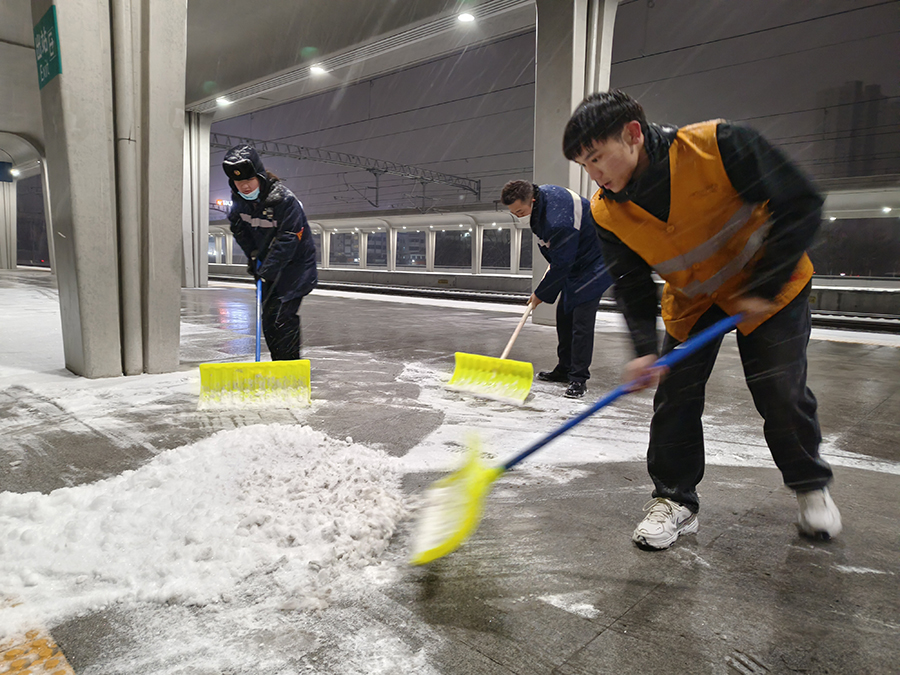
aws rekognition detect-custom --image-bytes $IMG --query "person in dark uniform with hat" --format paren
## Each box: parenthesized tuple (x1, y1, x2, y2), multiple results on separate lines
(501, 180, 612, 399)
(223, 144, 317, 360)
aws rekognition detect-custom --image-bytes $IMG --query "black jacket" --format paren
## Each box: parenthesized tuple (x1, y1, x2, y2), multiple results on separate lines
(225, 146, 318, 303)
(530, 184, 612, 313)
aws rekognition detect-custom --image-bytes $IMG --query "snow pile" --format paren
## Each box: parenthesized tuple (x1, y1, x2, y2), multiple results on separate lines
(0, 424, 407, 638)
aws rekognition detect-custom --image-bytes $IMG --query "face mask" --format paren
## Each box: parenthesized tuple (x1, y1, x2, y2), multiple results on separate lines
(239, 187, 260, 201)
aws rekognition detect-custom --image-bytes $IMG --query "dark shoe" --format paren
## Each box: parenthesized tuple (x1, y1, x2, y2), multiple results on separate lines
(564, 381, 586, 398)
(537, 369, 569, 383)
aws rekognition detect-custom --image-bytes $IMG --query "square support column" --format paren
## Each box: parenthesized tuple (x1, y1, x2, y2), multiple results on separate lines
(531, 0, 619, 325)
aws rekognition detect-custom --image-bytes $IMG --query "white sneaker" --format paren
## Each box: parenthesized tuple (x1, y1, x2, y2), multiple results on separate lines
(632, 497, 698, 550)
(797, 488, 842, 539)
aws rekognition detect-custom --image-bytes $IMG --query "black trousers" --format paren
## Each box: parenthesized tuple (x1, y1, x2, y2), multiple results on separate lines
(555, 296, 601, 384)
(648, 283, 832, 512)
(261, 286, 303, 361)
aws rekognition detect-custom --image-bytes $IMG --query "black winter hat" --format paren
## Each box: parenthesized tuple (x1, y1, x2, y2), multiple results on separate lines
(222, 144, 266, 182)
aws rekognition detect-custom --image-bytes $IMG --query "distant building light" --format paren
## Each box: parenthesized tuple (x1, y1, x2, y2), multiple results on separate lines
(458, 13, 475, 22)
(310, 65, 327, 75)
(216, 199, 233, 207)
(216, 97, 232, 107)
(882, 207, 892, 213)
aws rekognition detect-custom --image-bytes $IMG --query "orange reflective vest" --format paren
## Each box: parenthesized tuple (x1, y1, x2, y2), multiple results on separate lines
(590, 120, 813, 341)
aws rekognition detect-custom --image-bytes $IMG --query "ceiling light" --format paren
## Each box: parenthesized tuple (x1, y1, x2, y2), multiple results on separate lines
(310, 65, 327, 75)
(216, 97, 231, 107)
(828, 217, 837, 221)
(458, 13, 475, 22)
(10, 168, 21, 177)
(882, 207, 892, 213)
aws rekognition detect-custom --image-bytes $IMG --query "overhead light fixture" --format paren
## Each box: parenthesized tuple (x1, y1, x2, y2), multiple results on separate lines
(458, 13, 475, 22)
(216, 97, 232, 107)
(310, 65, 327, 75)
(829, 217, 837, 221)
(10, 168, 21, 177)
(882, 207, 892, 213)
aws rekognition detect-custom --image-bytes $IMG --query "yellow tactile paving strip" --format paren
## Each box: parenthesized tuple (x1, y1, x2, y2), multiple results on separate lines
(0, 630, 75, 674)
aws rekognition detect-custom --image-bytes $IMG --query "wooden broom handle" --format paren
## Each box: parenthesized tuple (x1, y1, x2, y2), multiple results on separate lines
(500, 300, 535, 360)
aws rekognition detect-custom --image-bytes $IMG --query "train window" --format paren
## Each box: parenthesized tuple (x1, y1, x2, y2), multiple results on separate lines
(367, 232, 387, 267)
(811, 218, 900, 278)
(434, 230, 471, 269)
(481, 227, 511, 271)
(396, 231, 427, 267)
(311, 231, 322, 265)
(519, 228, 533, 271)
(329, 232, 359, 266)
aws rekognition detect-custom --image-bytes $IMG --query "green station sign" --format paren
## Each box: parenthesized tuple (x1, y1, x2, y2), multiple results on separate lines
(34, 6, 62, 90)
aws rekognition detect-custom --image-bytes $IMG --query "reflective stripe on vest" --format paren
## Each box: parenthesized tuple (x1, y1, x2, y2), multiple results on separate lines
(652, 203, 755, 276)
(681, 219, 772, 297)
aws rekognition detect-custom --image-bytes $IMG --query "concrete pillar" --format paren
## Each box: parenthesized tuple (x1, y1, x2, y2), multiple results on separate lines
(40, 161, 57, 272)
(32, 0, 187, 377)
(0, 181, 15, 269)
(510, 225, 522, 275)
(425, 230, 435, 272)
(112, 0, 143, 375)
(32, 0, 123, 377)
(472, 224, 483, 274)
(531, 0, 619, 325)
(359, 231, 368, 268)
(141, 0, 187, 373)
(387, 227, 397, 271)
(183, 111, 211, 289)
(320, 230, 331, 269)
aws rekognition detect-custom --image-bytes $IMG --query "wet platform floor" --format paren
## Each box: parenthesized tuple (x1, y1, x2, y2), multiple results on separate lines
(1, 270, 898, 674)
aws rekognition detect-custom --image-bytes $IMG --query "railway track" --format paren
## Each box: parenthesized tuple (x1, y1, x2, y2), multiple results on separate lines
(210, 276, 900, 334)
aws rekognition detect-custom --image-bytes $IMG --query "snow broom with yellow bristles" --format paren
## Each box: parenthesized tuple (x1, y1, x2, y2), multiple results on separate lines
(447, 300, 535, 404)
(411, 313, 745, 565)
(198, 277, 310, 409)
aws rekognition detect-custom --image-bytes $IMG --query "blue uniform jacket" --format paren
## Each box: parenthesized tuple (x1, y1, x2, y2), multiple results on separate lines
(531, 184, 612, 314)
(228, 181, 318, 303)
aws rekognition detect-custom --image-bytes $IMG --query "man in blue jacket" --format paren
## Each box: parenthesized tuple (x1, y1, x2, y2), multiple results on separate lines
(502, 180, 613, 398)
(223, 144, 318, 360)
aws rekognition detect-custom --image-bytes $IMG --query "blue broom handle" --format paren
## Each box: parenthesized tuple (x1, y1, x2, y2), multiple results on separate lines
(255, 277, 263, 362)
(502, 313, 745, 472)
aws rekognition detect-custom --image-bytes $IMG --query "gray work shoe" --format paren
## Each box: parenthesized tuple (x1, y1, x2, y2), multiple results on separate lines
(797, 488, 842, 539)
(632, 498, 698, 550)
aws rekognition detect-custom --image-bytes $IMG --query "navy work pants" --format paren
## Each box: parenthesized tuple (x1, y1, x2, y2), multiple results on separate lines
(261, 285, 303, 361)
(648, 283, 832, 512)
(555, 296, 601, 384)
